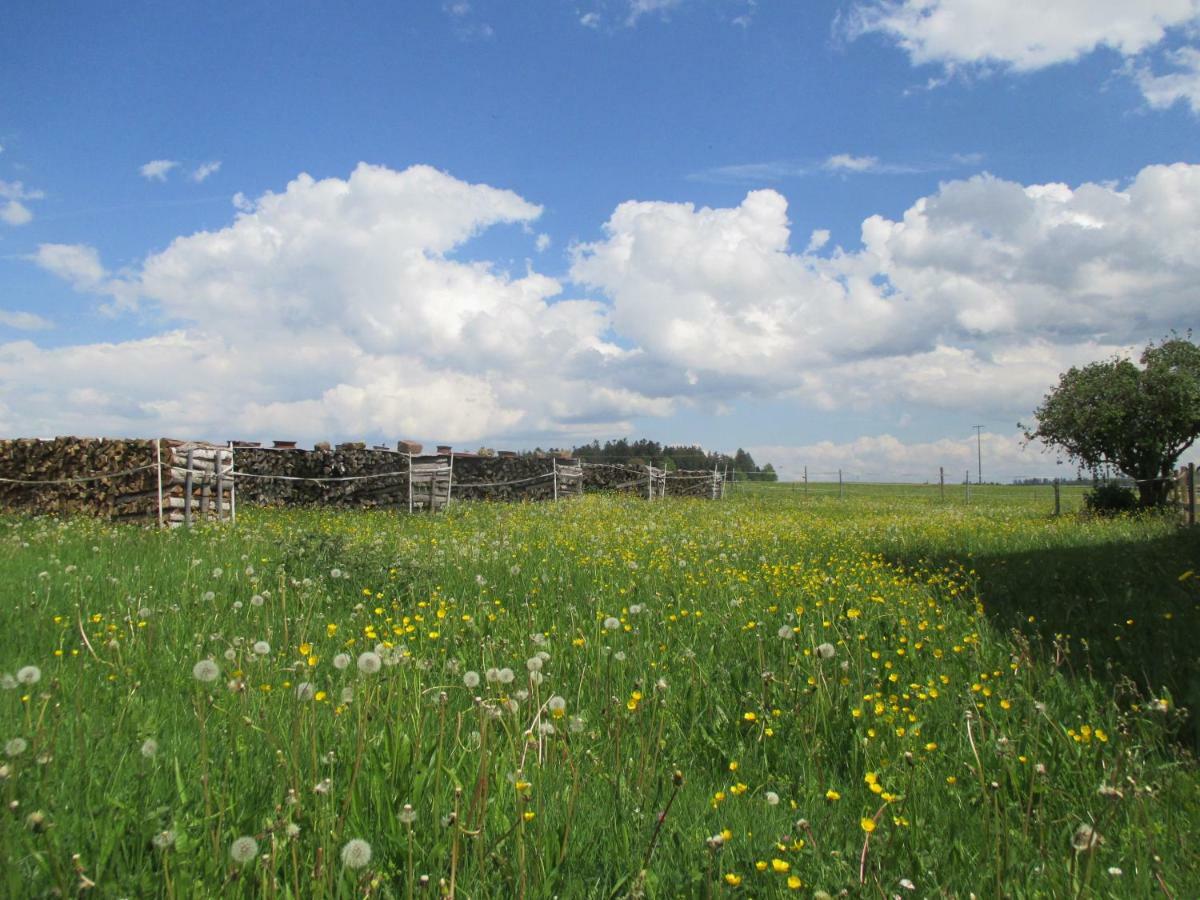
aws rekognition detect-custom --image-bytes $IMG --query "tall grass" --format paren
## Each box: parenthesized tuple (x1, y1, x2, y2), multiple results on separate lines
(0, 489, 1196, 896)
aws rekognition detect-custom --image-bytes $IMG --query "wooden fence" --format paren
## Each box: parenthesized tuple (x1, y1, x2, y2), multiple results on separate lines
(1171, 463, 1196, 526)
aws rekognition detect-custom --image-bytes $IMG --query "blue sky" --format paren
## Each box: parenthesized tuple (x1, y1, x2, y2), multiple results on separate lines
(2, 0, 1199, 479)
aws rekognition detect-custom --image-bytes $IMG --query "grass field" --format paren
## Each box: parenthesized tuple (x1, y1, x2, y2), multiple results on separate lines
(1, 486, 1198, 897)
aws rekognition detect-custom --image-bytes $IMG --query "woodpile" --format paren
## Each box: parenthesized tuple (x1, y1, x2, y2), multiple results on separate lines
(0, 437, 232, 525)
(0, 436, 727, 525)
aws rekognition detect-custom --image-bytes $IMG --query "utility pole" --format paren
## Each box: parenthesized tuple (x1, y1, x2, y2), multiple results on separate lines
(972, 425, 984, 485)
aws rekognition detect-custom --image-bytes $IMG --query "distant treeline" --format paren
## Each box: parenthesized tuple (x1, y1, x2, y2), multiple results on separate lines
(565, 439, 778, 481)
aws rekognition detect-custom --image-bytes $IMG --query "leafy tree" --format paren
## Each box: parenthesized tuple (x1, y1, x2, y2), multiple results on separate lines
(1024, 336, 1200, 507)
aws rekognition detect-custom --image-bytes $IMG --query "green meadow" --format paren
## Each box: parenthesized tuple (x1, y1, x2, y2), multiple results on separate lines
(1, 486, 1197, 897)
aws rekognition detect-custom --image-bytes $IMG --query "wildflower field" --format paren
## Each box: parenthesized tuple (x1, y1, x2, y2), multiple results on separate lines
(1, 486, 1198, 897)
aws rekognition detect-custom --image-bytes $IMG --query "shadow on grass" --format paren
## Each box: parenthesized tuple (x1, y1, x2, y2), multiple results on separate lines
(888, 525, 1200, 749)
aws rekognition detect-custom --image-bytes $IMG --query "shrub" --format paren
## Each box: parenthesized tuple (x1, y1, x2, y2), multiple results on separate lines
(1083, 481, 1138, 515)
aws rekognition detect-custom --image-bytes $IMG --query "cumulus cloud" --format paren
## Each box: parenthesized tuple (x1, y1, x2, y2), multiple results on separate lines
(572, 162, 1200, 415)
(17, 160, 1200, 451)
(749, 432, 1061, 482)
(191, 160, 222, 183)
(847, 0, 1200, 72)
(0, 310, 52, 331)
(140, 159, 179, 181)
(31, 244, 108, 291)
(1133, 46, 1200, 113)
(0, 179, 44, 225)
(14, 163, 649, 444)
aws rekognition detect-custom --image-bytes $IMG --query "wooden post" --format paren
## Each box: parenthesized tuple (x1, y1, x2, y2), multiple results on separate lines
(1189, 462, 1196, 527)
(838, 469, 843, 500)
(184, 448, 194, 528)
(965, 470, 970, 503)
(214, 448, 224, 523)
(228, 442, 237, 524)
(647, 465, 652, 501)
(1053, 478, 1061, 517)
(155, 439, 164, 529)
(446, 453, 454, 510)
(804, 465, 808, 497)
(939, 466, 944, 501)
(552, 458, 559, 501)
(200, 451, 211, 520)
(407, 453, 413, 514)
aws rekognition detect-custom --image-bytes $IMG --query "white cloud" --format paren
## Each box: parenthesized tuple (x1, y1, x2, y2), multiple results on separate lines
(1134, 45, 1200, 112)
(627, 0, 682, 25)
(535, 233, 551, 252)
(1, 200, 31, 225)
(191, 160, 222, 183)
(572, 163, 1200, 415)
(0, 309, 52, 331)
(32, 244, 108, 291)
(848, 0, 1200, 72)
(140, 159, 179, 181)
(824, 153, 879, 172)
(580, 12, 601, 28)
(749, 432, 1061, 482)
(0, 179, 44, 225)
(16, 163, 651, 444)
(18, 160, 1200, 449)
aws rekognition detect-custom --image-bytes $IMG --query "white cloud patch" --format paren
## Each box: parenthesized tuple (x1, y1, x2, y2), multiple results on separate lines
(191, 160, 222, 183)
(847, 0, 1200, 72)
(626, 0, 682, 25)
(1133, 45, 1200, 113)
(0, 179, 44, 225)
(15, 163, 649, 444)
(1, 200, 31, 225)
(535, 233, 551, 252)
(0, 309, 52, 331)
(16, 160, 1200, 451)
(580, 12, 601, 27)
(32, 244, 109, 291)
(572, 162, 1200, 416)
(140, 159, 179, 181)
(750, 432, 1062, 482)
(824, 153, 879, 172)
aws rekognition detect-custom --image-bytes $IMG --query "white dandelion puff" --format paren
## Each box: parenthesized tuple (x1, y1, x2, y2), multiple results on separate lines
(399, 804, 416, 824)
(295, 682, 316, 701)
(1071, 823, 1101, 852)
(778, 626, 793, 640)
(5, 737, 28, 757)
(16, 666, 41, 685)
(0, 674, 16, 690)
(815, 643, 836, 660)
(229, 835, 259, 864)
(357, 651, 382, 674)
(463, 671, 480, 688)
(152, 829, 176, 850)
(333, 653, 351, 670)
(253, 641, 271, 656)
(603, 617, 620, 631)
(340, 838, 372, 869)
(485, 667, 500, 683)
(140, 738, 158, 759)
(192, 660, 219, 683)
(498, 667, 514, 684)
(250, 594, 264, 607)
(765, 791, 780, 806)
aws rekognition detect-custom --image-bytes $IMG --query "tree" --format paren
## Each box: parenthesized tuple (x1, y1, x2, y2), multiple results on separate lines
(1024, 336, 1200, 507)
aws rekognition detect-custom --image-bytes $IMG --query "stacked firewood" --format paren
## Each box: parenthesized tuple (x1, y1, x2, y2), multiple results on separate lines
(230, 445, 413, 508)
(0, 437, 165, 520)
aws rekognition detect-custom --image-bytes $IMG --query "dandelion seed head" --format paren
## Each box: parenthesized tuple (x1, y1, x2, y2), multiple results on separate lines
(250, 594, 264, 607)
(5, 737, 28, 757)
(141, 738, 158, 759)
(0, 674, 16, 690)
(485, 667, 500, 683)
(526, 656, 543, 672)
(192, 659, 219, 683)
(341, 838, 372, 869)
(463, 671, 480, 688)
(399, 804, 416, 824)
(16, 666, 41, 685)
(1071, 823, 1100, 852)
(229, 835, 259, 864)
(253, 641, 270, 656)
(295, 682, 315, 701)
(603, 617, 620, 631)
(765, 791, 780, 806)
(333, 653, 351, 670)
(498, 667, 514, 684)
(816, 642, 836, 660)
(153, 829, 176, 850)
(357, 651, 382, 674)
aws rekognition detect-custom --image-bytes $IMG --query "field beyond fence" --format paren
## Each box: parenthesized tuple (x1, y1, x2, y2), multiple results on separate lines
(0, 486, 1197, 896)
